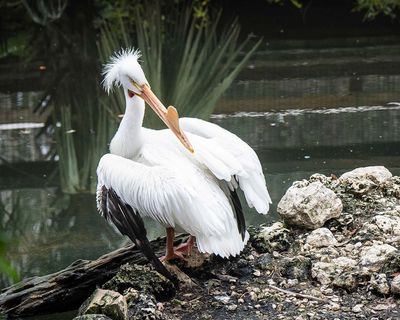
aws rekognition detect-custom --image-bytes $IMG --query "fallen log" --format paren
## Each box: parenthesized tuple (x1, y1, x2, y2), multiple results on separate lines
(0, 235, 184, 318)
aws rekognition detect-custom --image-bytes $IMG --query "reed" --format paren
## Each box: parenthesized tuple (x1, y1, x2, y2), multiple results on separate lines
(98, 2, 261, 127)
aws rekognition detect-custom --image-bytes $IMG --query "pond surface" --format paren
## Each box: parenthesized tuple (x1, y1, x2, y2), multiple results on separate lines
(0, 38, 400, 317)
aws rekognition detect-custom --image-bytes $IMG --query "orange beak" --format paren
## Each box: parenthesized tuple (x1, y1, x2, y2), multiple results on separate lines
(138, 84, 194, 153)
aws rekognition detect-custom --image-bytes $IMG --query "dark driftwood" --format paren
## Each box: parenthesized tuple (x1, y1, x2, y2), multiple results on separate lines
(0, 235, 184, 318)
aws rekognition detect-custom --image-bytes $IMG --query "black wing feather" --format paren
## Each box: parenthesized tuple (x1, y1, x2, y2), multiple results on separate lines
(230, 188, 246, 241)
(100, 185, 109, 221)
(104, 187, 178, 287)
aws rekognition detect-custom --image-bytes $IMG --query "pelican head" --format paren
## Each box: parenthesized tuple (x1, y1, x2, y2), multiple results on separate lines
(103, 48, 194, 153)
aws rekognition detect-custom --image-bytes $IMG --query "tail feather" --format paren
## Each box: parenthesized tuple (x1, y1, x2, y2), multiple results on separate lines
(230, 188, 246, 241)
(196, 231, 249, 258)
(239, 175, 271, 214)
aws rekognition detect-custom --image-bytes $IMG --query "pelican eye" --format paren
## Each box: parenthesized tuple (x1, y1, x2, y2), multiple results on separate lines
(129, 79, 142, 92)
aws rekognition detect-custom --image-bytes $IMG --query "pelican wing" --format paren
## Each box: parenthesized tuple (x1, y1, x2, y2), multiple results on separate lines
(180, 117, 271, 214)
(98, 186, 178, 286)
(98, 153, 232, 237)
(97, 153, 249, 257)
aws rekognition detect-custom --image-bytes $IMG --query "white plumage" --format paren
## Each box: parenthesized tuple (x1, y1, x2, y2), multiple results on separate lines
(97, 49, 271, 259)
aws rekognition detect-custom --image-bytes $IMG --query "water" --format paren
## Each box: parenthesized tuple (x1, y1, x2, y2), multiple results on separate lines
(1, 39, 400, 311)
(212, 105, 400, 224)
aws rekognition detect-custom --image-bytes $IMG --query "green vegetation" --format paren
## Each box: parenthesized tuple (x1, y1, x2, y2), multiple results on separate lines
(354, 0, 400, 20)
(98, 2, 261, 127)
(266, 0, 303, 9)
(136, 4, 261, 123)
(0, 237, 19, 284)
(0, 196, 20, 284)
(267, 0, 400, 19)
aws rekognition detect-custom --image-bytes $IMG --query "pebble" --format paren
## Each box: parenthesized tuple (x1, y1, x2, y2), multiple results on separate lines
(238, 298, 244, 304)
(345, 243, 354, 251)
(320, 256, 331, 262)
(272, 251, 281, 258)
(256, 253, 273, 270)
(267, 279, 276, 285)
(253, 287, 261, 294)
(253, 270, 261, 277)
(227, 304, 237, 311)
(329, 303, 340, 311)
(390, 274, 400, 294)
(287, 279, 299, 287)
(249, 292, 258, 301)
(372, 303, 392, 311)
(352, 304, 363, 313)
(320, 286, 333, 295)
(214, 295, 230, 304)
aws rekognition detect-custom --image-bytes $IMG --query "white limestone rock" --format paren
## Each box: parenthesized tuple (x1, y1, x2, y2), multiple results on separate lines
(339, 166, 393, 194)
(79, 289, 128, 320)
(352, 304, 363, 313)
(311, 262, 334, 285)
(370, 273, 390, 294)
(359, 244, 397, 271)
(390, 274, 400, 294)
(306, 228, 338, 248)
(278, 181, 342, 229)
(74, 316, 113, 320)
(258, 222, 288, 241)
(332, 257, 357, 268)
(372, 215, 400, 236)
(311, 257, 358, 288)
(339, 166, 392, 184)
(255, 222, 293, 252)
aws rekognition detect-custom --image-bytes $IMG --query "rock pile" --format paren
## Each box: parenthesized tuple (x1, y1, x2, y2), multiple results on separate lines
(291, 167, 400, 295)
(75, 166, 400, 320)
(278, 181, 343, 229)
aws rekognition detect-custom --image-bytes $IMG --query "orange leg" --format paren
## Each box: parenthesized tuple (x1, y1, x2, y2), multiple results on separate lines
(175, 235, 196, 256)
(160, 228, 186, 262)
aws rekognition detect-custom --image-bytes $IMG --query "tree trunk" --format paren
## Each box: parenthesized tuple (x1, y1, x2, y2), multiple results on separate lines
(0, 235, 182, 318)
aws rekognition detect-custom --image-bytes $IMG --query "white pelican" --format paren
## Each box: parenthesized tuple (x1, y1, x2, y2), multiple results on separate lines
(96, 49, 271, 262)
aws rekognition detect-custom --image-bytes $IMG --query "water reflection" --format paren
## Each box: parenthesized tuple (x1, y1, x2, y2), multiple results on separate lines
(212, 105, 400, 150)
(0, 126, 52, 163)
(217, 41, 400, 112)
(217, 75, 400, 112)
(0, 189, 123, 288)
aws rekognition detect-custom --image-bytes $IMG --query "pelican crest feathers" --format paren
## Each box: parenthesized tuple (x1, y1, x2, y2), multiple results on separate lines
(102, 48, 145, 94)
